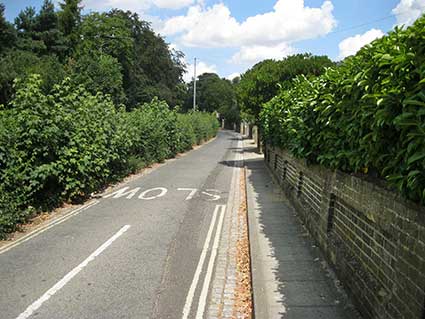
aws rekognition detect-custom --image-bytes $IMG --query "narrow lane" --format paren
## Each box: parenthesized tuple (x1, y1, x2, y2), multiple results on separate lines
(0, 130, 241, 319)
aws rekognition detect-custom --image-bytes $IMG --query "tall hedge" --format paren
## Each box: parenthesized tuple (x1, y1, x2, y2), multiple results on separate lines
(261, 15, 425, 203)
(0, 75, 219, 237)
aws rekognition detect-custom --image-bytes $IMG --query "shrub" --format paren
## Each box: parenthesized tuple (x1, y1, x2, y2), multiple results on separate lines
(261, 15, 425, 203)
(0, 75, 219, 238)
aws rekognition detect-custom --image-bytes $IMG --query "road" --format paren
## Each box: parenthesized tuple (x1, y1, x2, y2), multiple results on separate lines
(0, 130, 242, 319)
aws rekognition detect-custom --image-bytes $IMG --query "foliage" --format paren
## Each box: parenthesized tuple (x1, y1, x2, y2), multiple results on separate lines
(237, 54, 334, 123)
(14, 1, 67, 57)
(1, 3, 186, 109)
(261, 16, 425, 203)
(186, 73, 240, 126)
(67, 53, 126, 105)
(0, 2, 216, 237)
(76, 10, 186, 109)
(57, 0, 82, 53)
(0, 76, 218, 237)
(0, 4, 17, 53)
(0, 50, 65, 105)
(186, 110, 220, 144)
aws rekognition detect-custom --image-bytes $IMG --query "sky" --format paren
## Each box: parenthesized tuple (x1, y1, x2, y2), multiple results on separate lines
(3, 0, 425, 81)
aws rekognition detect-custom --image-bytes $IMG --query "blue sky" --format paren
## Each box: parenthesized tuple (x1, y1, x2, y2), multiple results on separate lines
(3, 0, 425, 80)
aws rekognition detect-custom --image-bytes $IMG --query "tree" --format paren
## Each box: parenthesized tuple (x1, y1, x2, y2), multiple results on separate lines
(35, 0, 67, 57)
(67, 53, 125, 105)
(58, 0, 82, 53)
(107, 10, 185, 108)
(185, 73, 239, 127)
(237, 59, 282, 125)
(14, 2, 66, 57)
(15, 7, 37, 34)
(1, 4, 187, 110)
(194, 73, 224, 112)
(238, 54, 334, 122)
(36, 0, 57, 32)
(0, 4, 17, 53)
(14, 6, 43, 53)
(0, 50, 64, 105)
(237, 54, 334, 146)
(58, 0, 82, 36)
(77, 10, 186, 108)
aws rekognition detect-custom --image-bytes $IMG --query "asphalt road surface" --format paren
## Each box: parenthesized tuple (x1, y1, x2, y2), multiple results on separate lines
(0, 130, 241, 319)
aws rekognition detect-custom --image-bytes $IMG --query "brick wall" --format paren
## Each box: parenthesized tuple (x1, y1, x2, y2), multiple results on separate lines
(265, 146, 425, 319)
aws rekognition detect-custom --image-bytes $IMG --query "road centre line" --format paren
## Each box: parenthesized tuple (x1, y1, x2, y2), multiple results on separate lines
(181, 204, 224, 319)
(0, 200, 100, 255)
(15, 225, 131, 319)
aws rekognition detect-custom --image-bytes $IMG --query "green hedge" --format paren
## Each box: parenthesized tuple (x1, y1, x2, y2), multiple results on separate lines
(0, 75, 219, 237)
(261, 15, 425, 203)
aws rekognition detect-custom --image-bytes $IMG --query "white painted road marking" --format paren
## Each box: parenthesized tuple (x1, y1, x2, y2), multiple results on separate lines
(0, 200, 100, 255)
(181, 204, 225, 319)
(103, 187, 222, 201)
(138, 187, 168, 200)
(15, 225, 131, 319)
(195, 204, 226, 319)
(201, 190, 221, 201)
(181, 138, 242, 319)
(177, 188, 198, 200)
(103, 186, 141, 199)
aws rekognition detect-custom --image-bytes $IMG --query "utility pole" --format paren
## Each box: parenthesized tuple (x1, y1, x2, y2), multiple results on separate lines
(193, 57, 197, 111)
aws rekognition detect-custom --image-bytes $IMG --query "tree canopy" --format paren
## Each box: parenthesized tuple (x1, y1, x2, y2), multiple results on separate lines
(185, 73, 240, 126)
(0, 2, 187, 109)
(237, 54, 334, 122)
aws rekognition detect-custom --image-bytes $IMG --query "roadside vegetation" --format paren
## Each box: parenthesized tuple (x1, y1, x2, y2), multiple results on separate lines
(0, 74, 218, 237)
(0, 1, 220, 238)
(239, 16, 425, 203)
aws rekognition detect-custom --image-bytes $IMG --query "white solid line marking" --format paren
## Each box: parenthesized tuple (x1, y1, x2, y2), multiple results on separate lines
(182, 205, 223, 319)
(15, 225, 131, 319)
(177, 188, 198, 201)
(195, 204, 226, 319)
(0, 200, 100, 255)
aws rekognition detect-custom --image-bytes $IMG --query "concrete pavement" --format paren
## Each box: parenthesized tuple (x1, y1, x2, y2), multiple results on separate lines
(244, 139, 361, 319)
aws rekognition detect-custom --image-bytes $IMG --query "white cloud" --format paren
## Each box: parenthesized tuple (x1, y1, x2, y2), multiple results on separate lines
(161, 0, 337, 48)
(153, 0, 195, 10)
(338, 28, 385, 59)
(183, 60, 217, 82)
(226, 73, 240, 81)
(82, 0, 194, 12)
(393, 0, 425, 27)
(82, 0, 150, 12)
(231, 42, 296, 65)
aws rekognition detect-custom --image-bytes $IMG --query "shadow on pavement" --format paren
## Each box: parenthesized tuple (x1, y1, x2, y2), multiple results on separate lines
(245, 146, 361, 319)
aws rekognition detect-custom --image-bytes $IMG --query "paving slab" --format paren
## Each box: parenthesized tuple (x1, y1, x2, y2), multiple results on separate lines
(244, 139, 361, 319)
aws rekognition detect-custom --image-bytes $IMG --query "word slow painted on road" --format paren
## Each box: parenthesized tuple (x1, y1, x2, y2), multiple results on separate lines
(103, 186, 222, 201)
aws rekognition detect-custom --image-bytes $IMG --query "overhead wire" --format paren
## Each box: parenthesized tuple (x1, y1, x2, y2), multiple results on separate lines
(326, 3, 425, 36)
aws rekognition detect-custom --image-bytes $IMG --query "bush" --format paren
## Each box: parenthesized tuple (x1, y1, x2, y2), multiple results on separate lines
(0, 75, 219, 237)
(67, 53, 126, 106)
(261, 15, 425, 203)
(0, 50, 65, 105)
(189, 111, 220, 144)
(176, 113, 196, 152)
